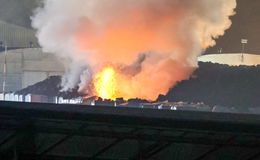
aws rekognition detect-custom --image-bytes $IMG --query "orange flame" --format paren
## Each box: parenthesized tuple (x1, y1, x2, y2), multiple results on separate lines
(94, 67, 118, 100)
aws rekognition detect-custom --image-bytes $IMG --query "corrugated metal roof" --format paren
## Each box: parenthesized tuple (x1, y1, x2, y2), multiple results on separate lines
(0, 20, 38, 48)
(0, 101, 260, 160)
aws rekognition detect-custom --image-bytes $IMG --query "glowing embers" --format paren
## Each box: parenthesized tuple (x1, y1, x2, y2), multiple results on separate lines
(94, 67, 118, 100)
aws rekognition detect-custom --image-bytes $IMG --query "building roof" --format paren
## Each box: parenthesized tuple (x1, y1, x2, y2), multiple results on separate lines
(198, 53, 260, 66)
(0, 20, 38, 48)
(0, 101, 260, 160)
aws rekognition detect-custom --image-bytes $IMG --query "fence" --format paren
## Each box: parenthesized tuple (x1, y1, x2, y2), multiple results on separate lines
(0, 93, 82, 104)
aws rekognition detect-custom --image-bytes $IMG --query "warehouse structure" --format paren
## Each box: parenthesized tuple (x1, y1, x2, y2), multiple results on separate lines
(0, 48, 64, 92)
(0, 20, 38, 49)
(0, 19, 65, 93)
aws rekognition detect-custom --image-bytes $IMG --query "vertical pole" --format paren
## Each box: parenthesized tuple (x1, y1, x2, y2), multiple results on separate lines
(241, 43, 245, 63)
(241, 39, 248, 64)
(3, 44, 7, 100)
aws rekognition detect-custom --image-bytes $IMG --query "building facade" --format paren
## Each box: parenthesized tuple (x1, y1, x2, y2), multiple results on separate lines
(0, 48, 64, 92)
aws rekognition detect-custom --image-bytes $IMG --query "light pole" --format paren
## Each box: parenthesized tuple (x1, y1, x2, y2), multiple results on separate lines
(2, 44, 7, 100)
(241, 39, 248, 63)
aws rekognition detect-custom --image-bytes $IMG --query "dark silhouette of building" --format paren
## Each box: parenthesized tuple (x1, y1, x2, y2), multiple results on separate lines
(0, 101, 260, 160)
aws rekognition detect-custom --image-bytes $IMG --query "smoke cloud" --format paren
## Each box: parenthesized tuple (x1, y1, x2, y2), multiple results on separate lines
(32, 0, 236, 100)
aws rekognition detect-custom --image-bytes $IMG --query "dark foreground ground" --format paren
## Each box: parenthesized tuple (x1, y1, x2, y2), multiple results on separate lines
(0, 101, 260, 160)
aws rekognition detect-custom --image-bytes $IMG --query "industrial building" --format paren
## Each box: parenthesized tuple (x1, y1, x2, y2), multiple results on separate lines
(0, 48, 64, 93)
(0, 18, 64, 93)
(0, 20, 38, 49)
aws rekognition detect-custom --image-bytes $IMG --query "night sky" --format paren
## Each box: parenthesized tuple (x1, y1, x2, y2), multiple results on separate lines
(207, 0, 260, 54)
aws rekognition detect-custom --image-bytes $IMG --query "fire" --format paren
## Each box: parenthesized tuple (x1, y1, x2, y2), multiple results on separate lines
(94, 67, 118, 100)
(32, 0, 237, 101)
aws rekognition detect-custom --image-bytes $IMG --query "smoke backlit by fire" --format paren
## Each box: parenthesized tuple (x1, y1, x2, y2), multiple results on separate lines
(32, 0, 237, 100)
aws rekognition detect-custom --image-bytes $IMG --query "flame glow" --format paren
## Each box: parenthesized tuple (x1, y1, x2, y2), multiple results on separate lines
(94, 67, 118, 100)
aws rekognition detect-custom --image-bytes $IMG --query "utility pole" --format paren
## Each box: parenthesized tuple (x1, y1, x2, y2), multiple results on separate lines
(241, 39, 248, 63)
(2, 44, 7, 100)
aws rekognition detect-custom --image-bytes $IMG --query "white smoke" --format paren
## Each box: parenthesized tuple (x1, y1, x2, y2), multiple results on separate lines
(32, 0, 236, 100)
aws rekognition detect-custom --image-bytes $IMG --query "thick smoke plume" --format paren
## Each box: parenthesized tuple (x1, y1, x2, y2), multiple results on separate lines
(32, 0, 236, 100)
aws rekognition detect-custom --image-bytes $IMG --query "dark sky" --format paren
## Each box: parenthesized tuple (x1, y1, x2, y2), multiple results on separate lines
(0, 0, 39, 28)
(0, 0, 259, 54)
(207, 0, 260, 54)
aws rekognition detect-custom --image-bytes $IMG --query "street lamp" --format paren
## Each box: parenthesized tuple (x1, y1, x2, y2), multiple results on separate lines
(241, 39, 248, 63)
